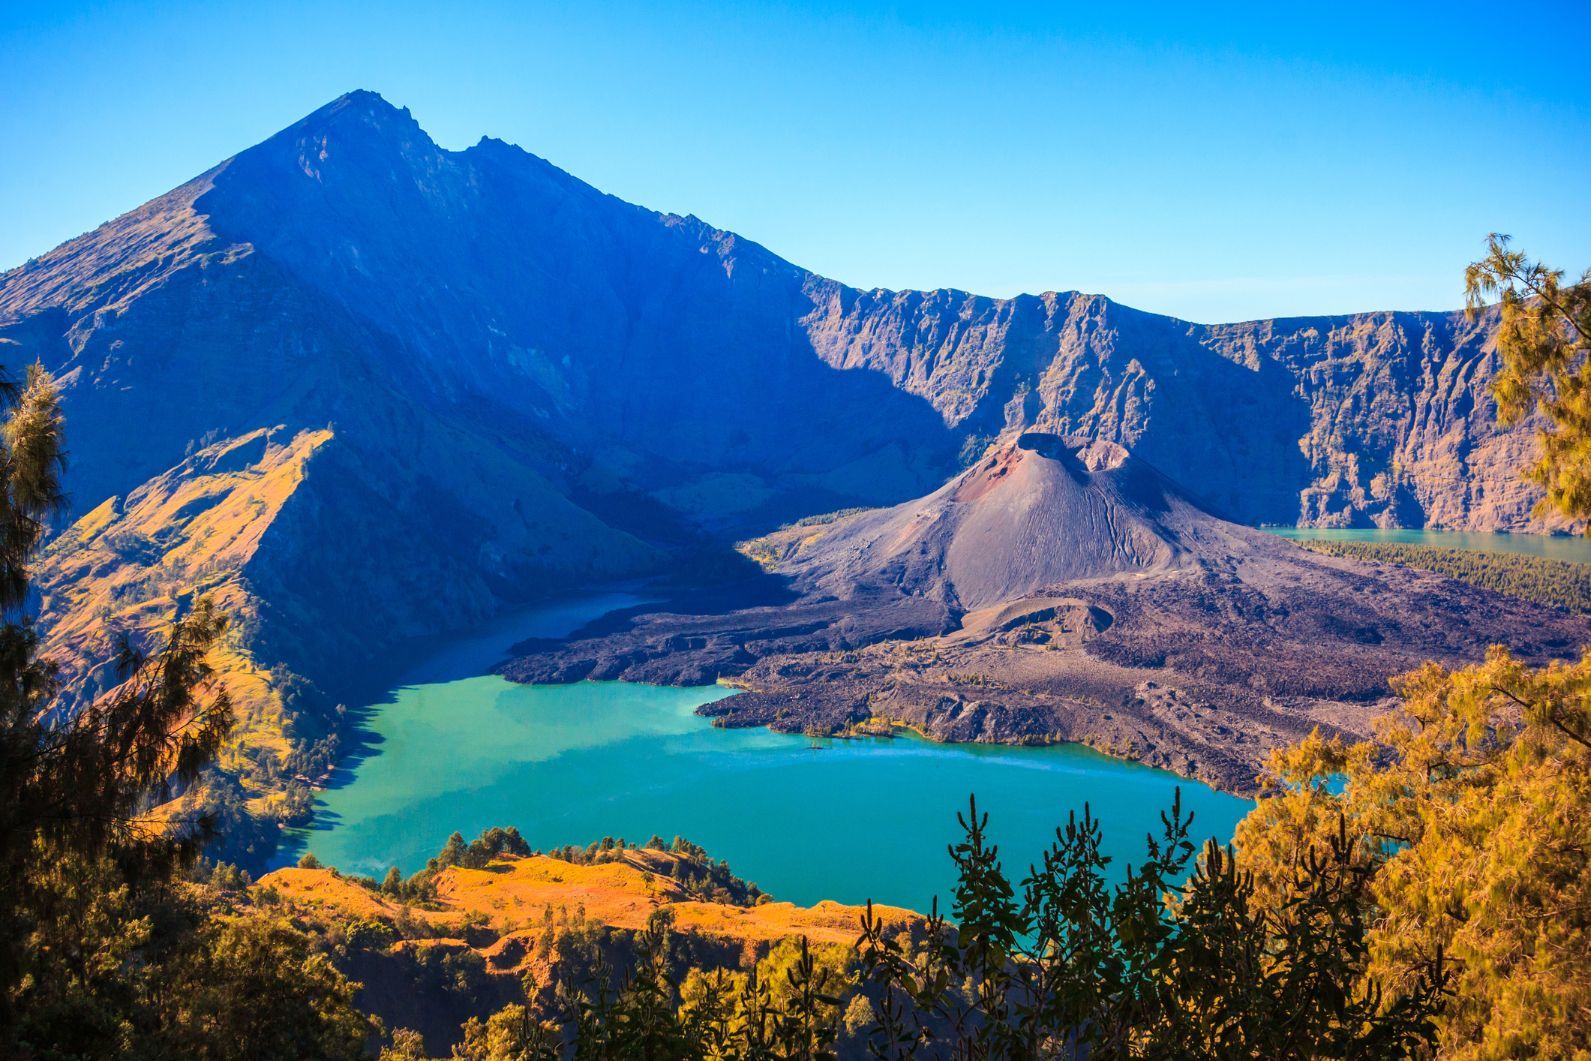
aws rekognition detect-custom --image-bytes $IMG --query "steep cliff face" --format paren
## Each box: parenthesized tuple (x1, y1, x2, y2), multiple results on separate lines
(801, 287, 1554, 530)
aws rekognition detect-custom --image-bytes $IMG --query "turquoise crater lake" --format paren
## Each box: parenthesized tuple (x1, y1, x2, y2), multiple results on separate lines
(287, 593, 1252, 914)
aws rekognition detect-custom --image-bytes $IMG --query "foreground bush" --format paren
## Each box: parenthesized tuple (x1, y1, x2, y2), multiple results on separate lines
(1237, 647, 1591, 1058)
(379, 791, 1444, 1059)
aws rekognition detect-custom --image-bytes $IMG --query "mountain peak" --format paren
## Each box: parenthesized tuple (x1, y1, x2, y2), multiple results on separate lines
(320, 89, 407, 121)
(276, 90, 426, 150)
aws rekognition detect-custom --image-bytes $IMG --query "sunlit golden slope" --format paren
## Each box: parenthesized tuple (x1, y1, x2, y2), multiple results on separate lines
(35, 427, 331, 809)
(261, 851, 919, 959)
(251, 850, 921, 1050)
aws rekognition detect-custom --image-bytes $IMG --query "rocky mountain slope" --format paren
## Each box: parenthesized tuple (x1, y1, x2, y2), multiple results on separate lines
(0, 90, 1576, 822)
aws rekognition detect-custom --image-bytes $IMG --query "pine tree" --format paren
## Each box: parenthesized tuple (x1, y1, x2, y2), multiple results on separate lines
(1466, 234, 1591, 521)
(0, 365, 374, 1056)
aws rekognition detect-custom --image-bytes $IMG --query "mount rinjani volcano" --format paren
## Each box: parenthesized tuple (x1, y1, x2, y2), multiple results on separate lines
(0, 91, 1583, 838)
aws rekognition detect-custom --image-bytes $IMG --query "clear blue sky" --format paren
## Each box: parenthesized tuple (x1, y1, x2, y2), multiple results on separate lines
(2, 0, 1587, 322)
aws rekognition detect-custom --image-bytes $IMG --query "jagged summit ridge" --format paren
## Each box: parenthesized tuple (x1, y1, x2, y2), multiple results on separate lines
(2, 90, 1555, 530)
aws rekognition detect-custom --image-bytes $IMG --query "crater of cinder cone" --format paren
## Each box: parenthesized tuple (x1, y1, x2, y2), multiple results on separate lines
(944, 436, 1179, 607)
(793, 433, 1190, 612)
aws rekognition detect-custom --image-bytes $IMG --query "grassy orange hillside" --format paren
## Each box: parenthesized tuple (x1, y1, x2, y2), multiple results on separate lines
(35, 427, 337, 848)
(259, 848, 919, 961)
(246, 838, 922, 1050)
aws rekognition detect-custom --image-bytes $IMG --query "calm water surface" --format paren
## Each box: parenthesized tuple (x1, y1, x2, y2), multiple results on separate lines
(1265, 527, 1591, 564)
(287, 594, 1252, 913)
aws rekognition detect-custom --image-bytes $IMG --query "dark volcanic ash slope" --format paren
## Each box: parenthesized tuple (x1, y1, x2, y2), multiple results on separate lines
(503, 434, 1587, 794)
(776, 433, 1202, 609)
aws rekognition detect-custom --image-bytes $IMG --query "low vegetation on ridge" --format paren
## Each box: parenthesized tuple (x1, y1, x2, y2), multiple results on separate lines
(1297, 538, 1591, 613)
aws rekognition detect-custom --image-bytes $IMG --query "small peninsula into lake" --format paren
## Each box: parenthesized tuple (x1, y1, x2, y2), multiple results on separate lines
(501, 438, 1588, 796)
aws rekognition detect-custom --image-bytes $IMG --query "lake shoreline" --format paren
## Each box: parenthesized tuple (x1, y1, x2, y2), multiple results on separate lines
(286, 591, 1254, 912)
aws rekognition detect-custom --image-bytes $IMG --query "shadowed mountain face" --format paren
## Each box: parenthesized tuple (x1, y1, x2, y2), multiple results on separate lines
(0, 90, 1576, 789)
(0, 92, 965, 724)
